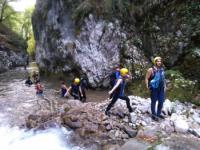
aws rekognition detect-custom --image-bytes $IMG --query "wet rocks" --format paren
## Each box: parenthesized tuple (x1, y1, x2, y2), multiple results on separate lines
(60, 97, 200, 145)
(25, 95, 200, 148)
(123, 126, 137, 138)
(118, 139, 151, 150)
(155, 134, 200, 150)
(0, 49, 26, 73)
(171, 114, 189, 133)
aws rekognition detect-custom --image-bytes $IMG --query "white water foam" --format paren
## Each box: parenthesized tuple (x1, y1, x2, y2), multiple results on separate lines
(0, 125, 84, 150)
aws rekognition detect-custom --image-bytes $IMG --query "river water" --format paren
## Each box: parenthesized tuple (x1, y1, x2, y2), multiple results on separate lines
(0, 63, 108, 150)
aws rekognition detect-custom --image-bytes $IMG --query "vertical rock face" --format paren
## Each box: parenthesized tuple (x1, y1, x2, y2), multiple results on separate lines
(0, 24, 27, 73)
(32, 0, 148, 87)
(75, 15, 122, 86)
(0, 49, 26, 73)
(33, 0, 200, 86)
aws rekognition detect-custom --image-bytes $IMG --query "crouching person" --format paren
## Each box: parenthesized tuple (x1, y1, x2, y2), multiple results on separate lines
(65, 78, 86, 102)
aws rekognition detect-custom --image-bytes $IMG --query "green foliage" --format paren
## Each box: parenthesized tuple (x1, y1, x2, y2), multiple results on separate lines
(178, 48, 200, 84)
(20, 8, 34, 42)
(69, 0, 137, 25)
(180, 1, 200, 41)
(192, 47, 200, 57)
(127, 79, 149, 98)
(131, 37, 142, 48)
(27, 34, 35, 57)
(14, 7, 36, 56)
(165, 70, 199, 104)
(72, 0, 92, 25)
(0, 1, 35, 54)
(165, 70, 183, 80)
(0, 0, 17, 22)
(0, 23, 26, 51)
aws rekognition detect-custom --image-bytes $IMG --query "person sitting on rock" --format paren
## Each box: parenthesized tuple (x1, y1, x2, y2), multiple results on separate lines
(35, 80, 43, 96)
(25, 76, 33, 86)
(60, 80, 68, 97)
(105, 68, 133, 116)
(65, 78, 85, 102)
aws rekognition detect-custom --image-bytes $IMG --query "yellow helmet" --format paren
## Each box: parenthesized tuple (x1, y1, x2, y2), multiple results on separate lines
(74, 78, 80, 84)
(120, 68, 128, 76)
(153, 56, 162, 65)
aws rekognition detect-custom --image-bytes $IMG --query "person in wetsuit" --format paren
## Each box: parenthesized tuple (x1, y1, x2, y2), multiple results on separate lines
(65, 78, 85, 102)
(79, 77, 89, 102)
(60, 80, 68, 97)
(105, 68, 133, 116)
(25, 76, 33, 86)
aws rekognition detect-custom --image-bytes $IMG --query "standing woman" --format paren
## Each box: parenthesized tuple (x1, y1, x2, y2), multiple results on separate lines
(105, 68, 133, 116)
(145, 57, 166, 121)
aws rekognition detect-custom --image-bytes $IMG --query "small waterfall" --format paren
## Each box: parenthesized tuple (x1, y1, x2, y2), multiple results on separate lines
(0, 124, 83, 150)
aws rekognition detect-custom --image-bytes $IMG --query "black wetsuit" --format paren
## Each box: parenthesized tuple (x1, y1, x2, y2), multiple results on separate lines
(70, 84, 80, 99)
(80, 79, 88, 102)
(106, 78, 133, 113)
(61, 85, 67, 97)
(25, 79, 33, 86)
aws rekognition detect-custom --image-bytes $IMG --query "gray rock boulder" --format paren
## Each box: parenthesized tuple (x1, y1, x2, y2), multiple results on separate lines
(118, 139, 150, 150)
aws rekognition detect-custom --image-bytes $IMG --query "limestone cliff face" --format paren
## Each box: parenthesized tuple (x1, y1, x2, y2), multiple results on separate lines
(32, 0, 147, 87)
(0, 24, 27, 73)
(32, 0, 200, 86)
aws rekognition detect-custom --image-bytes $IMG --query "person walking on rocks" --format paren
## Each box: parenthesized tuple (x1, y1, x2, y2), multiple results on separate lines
(105, 68, 133, 116)
(145, 56, 166, 121)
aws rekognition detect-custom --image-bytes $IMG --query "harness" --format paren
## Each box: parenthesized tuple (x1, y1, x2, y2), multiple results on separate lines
(149, 66, 165, 89)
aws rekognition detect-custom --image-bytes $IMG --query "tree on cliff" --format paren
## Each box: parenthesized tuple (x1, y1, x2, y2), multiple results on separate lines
(0, 0, 17, 23)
